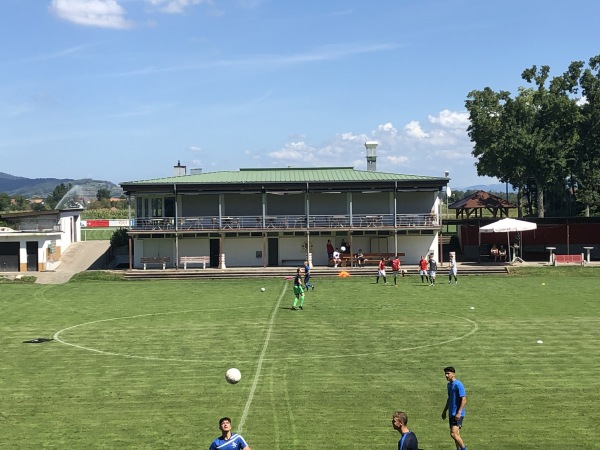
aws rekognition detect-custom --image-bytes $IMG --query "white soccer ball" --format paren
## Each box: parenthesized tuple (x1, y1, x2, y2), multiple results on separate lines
(260, 287, 266, 292)
(225, 368, 241, 384)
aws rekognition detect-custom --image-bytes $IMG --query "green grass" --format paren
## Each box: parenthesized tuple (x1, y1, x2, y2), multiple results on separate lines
(2, 269, 600, 449)
(80, 228, 115, 240)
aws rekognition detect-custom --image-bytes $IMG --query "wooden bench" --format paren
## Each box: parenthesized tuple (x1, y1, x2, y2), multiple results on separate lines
(180, 255, 210, 269)
(553, 254, 584, 266)
(140, 257, 171, 270)
(354, 253, 405, 267)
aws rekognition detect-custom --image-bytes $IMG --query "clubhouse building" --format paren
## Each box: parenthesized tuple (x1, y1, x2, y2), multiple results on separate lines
(120, 164, 449, 269)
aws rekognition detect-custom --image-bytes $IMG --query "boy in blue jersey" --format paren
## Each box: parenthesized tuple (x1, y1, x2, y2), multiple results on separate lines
(209, 417, 251, 450)
(303, 261, 314, 290)
(392, 411, 419, 450)
(441, 366, 467, 450)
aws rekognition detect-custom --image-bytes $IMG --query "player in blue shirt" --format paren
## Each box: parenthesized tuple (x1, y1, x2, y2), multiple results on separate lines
(303, 261, 314, 290)
(442, 366, 467, 450)
(392, 411, 419, 450)
(209, 417, 251, 450)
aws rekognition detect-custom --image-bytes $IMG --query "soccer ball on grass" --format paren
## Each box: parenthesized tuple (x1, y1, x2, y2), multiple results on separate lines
(225, 368, 242, 384)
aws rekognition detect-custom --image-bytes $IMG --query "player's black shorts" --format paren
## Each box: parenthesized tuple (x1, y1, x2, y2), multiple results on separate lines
(449, 416, 464, 428)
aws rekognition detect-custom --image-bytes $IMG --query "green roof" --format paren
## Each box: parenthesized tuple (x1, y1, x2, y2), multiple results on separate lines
(122, 167, 444, 185)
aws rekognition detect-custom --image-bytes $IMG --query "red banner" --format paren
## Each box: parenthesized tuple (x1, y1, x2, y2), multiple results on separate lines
(85, 220, 110, 227)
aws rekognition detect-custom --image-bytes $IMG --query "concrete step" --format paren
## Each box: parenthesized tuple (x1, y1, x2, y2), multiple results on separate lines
(123, 263, 508, 280)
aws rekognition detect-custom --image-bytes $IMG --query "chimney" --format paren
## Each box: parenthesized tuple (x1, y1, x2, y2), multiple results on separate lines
(173, 160, 186, 176)
(364, 141, 378, 172)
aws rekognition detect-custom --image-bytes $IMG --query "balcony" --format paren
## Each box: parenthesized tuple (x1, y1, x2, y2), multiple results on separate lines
(130, 213, 440, 232)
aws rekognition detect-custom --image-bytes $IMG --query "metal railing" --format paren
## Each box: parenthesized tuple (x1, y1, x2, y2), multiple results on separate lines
(130, 213, 439, 231)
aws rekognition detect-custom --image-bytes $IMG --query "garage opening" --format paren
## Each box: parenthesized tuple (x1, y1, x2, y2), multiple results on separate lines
(0, 242, 20, 272)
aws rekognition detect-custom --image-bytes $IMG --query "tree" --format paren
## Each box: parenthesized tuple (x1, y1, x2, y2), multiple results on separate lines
(575, 55, 600, 216)
(110, 228, 129, 249)
(0, 192, 10, 211)
(9, 195, 29, 211)
(45, 183, 72, 210)
(96, 188, 111, 201)
(31, 202, 48, 212)
(466, 60, 589, 218)
(466, 87, 532, 216)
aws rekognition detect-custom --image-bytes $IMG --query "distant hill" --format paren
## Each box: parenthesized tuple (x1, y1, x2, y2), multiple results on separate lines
(456, 183, 516, 194)
(0, 172, 122, 199)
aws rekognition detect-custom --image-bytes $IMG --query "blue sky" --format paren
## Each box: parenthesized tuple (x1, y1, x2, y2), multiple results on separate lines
(1, 0, 598, 188)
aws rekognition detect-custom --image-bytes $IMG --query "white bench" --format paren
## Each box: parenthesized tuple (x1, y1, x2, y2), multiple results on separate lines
(140, 257, 171, 270)
(180, 255, 210, 269)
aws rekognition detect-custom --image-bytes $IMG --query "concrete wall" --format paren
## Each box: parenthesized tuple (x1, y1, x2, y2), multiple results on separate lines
(133, 232, 440, 268)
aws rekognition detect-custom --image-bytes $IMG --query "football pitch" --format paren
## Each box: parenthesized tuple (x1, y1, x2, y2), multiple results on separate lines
(2, 268, 600, 449)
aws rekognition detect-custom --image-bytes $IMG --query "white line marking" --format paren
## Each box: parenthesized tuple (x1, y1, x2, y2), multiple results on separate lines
(52, 304, 478, 363)
(52, 306, 264, 363)
(270, 310, 479, 361)
(238, 282, 288, 433)
(282, 369, 297, 444)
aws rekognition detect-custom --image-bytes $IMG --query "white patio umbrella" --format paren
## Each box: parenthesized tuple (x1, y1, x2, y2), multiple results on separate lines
(479, 218, 537, 262)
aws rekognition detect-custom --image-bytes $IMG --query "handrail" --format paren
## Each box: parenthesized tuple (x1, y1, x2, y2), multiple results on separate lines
(130, 213, 440, 231)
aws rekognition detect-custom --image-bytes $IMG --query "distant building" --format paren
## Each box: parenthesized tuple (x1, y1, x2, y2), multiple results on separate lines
(0, 208, 83, 272)
(449, 190, 517, 219)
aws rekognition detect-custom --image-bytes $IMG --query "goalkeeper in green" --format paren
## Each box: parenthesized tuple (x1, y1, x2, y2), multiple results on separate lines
(292, 268, 305, 310)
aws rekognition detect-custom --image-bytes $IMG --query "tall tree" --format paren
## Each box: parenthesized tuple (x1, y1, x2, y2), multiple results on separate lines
(45, 183, 72, 210)
(467, 62, 586, 218)
(576, 55, 600, 216)
(466, 87, 533, 217)
(96, 188, 111, 201)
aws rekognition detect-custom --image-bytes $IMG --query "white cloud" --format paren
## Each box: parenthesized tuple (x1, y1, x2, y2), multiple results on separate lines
(404, 121, 429, 139)
(189, 145, 202, 152)
(268, 141, 318, 162)
(49, 0, 132, 29)
(14, 45, 85, 64)
(102, 43, 397, 77)
(385, 155, 409, 165)
(259, 109, 484, 183)
(145, 0, 208, 14)
(376, 122, 398, 136)
(428, 109, 469, 129)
